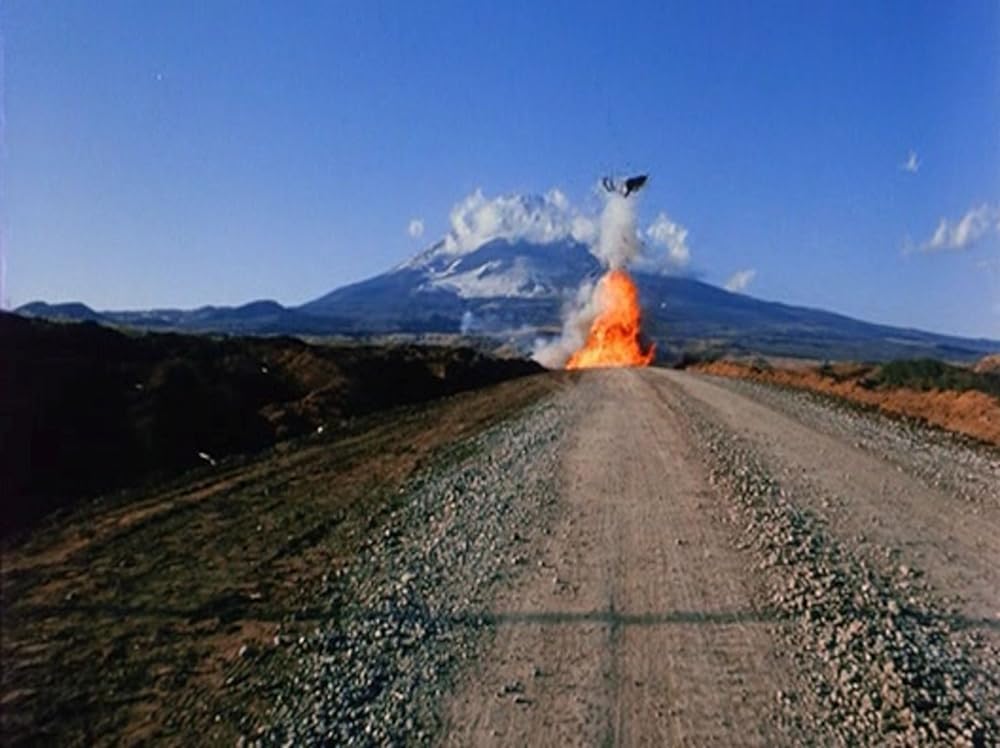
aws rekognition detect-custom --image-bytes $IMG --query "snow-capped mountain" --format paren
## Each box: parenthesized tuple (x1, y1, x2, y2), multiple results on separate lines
(309, 234, 600, 304)
(298, 236, 589, 336)
(298, 190, 611, 333)
(403, 238, 598, 300)
(394, 190, 605, 299)
(296, 235, 998, 362)
(15, 190, 1000, 361)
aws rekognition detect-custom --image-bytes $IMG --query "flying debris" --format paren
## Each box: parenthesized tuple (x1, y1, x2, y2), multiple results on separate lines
(602, 174, 648, 197)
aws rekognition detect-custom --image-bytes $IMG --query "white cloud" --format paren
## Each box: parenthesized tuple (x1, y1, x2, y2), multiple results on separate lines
(724, 268, 756, 293)
(918, 203, 1000, 253)
(414, 186, 694, 278)
(638, 212, 691, 272)
(442, 188, 596, 253)
(407, 218, 425, 239)
(900, 150, 920, 174)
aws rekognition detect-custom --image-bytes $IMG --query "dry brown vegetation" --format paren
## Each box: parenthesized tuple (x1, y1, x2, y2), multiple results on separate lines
(0, 369, 567, 746)
(691, 358, 1000, 446)
(0, 312, 540, 535)
(974, 354, 1000, 375)
(0, 312, 562, 744)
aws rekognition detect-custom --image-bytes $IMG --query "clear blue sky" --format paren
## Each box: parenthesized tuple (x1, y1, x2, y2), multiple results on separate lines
(3, 1, 999, 338)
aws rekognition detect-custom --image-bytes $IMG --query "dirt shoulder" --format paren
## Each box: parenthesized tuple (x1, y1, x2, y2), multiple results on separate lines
(691, 359, 1000, 446)
(0, 372, 565, 747)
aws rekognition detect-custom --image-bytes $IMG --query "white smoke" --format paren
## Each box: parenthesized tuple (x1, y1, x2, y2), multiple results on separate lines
(459, 310, 476, 334)
(591, 193, 641, 269)
(407, 186, 693, 278)
(531, 279, 600, 368)
(532, 190, 642, 368)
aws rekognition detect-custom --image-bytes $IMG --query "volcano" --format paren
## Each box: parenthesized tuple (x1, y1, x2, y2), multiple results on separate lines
(16, 195, 1000, 363)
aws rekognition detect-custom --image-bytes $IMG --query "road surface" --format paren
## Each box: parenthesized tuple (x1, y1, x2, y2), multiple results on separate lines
(10, 367, 996, 745)
(441, 368, 1000, 746)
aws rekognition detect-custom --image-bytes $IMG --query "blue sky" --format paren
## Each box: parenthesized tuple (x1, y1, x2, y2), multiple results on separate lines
(3, 0, 999, 338)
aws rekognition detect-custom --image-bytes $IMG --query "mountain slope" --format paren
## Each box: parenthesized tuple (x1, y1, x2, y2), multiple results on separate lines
(299, 238, 997, 361)
(299, 238, 600, 335)
(16, 237, 999, 362)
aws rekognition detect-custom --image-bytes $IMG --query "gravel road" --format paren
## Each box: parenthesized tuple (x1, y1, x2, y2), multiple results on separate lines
(263, 368, 1000, 746)
(260, 395, 578, 745)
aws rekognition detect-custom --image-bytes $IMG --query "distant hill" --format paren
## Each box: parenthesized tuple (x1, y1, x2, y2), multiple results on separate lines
(17, 298, 337, 335)
(15, 301, 107, 323)
(16, 236, 1000, 363)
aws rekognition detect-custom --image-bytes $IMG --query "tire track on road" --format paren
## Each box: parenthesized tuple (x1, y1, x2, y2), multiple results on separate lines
(442, 369, 796, 746)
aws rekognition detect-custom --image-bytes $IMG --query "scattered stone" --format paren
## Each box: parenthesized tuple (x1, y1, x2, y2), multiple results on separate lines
(679, 383, 1000, 746)
(259, 398, 573, 745)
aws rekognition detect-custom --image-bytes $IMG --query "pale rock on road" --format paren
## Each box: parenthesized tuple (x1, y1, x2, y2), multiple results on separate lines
(441, 369, 1000, 747)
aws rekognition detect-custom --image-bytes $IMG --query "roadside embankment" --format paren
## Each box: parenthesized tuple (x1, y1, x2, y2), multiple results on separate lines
(691, 359, 1000, 446)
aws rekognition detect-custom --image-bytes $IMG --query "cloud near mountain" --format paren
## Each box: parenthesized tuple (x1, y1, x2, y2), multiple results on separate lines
(434, 187, 692, 274)
(643, 212, 691, 270)
(16, 189, 999, 364)
(441, 189, 597, 254)
(18, 199, 1000, 364)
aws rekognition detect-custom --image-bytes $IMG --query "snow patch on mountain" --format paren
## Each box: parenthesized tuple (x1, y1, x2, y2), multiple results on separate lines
(424, 257, 553, 299)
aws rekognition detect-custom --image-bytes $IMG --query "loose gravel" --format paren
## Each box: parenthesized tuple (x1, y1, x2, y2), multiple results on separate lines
(257, 395, 572, 746)
(705, 376, 1000, 507)
(236, 372, 999, 746)
(673, 384, 1000, 747)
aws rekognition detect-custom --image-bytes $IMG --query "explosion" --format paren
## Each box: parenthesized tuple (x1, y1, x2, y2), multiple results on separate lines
(532, 178, 658, 369)
(566, 269, 654, 369)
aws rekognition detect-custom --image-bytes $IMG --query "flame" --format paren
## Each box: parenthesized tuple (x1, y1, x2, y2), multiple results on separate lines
(566, 269, 655, 369)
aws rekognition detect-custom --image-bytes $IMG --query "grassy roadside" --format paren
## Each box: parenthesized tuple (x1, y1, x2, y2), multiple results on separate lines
(0, 373, 567, 746)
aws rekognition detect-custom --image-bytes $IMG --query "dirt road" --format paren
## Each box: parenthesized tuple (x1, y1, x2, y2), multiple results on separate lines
(5, 367, 998, 746)
(442, 369, 1000, 746)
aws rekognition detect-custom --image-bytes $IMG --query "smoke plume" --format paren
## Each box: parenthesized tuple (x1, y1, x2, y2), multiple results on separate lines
(531, 279, 600, 368)
(592, 193, 641, 269)
(459, 310, 476, 334)
(532, 191, 641, 368)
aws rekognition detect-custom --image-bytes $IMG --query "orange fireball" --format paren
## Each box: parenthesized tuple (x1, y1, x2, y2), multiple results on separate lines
(566, 269, 655, 369)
